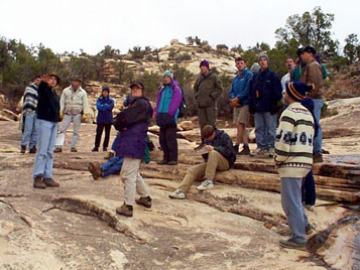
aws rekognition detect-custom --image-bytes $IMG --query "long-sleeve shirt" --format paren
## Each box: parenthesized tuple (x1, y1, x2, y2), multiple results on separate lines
(36, 81, 60, 123)
(60, 86, 88, 115)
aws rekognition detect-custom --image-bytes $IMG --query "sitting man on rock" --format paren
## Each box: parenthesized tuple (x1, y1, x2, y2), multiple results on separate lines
(169, 125, 236, 199)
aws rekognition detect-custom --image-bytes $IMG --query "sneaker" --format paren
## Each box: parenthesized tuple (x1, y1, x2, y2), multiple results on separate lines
(157, 160, 169, 165)
(43, 178, 60, 187)
(233, 144, 239, 154)
(279, 239, 306, 251)
(116, 203, 133, 217)
(268, 147, 275, 158)
(103, 147, 107, 152)
(169, 189, 185, 199)
(306, 224, 315, 235)
(88, 162, 102, 180)
(71, 148, 78, 153)
(29, 146, 37, 154)
(92, 147, 99, 152)
(252, 148, 266, 156)
(167, 161, 178, 165)
(135, 196, 152, 208)
(20, 145, 26, 154)
(313, 154, 323, 163)
(33, 175, 46, 189)
(197, 179, 214, 191)
(238, 145, 250, 155)
(104, 151, 115, 160)
(54, 147, 62, 153)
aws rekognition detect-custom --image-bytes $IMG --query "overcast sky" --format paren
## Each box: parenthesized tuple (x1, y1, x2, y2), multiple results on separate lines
(0, 0, 358, 55)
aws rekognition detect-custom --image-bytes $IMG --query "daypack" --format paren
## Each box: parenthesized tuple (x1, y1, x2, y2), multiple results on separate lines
(178, 87, 187, 118)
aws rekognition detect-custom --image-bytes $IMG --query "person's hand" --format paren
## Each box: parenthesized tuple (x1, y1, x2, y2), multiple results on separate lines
(230, 97, 240, 107)
(82, 113, 87, 121)
(204, 145, 214, 151)
(59, 112, 64, 120)
(42, 74, 50, 83)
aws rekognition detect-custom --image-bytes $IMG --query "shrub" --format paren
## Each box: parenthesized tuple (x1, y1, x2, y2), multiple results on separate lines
(175, 53, 191, 62)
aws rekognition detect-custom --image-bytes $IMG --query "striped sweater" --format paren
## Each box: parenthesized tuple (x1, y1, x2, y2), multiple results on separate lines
(22, 83, 38, 114)
(275, 102, 314, 178)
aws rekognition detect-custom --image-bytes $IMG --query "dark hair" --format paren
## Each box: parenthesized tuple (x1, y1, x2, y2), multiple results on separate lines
(33, 75, 41, 80)
(286, 57, 295, 62)
(49, 74, 61, 85)
(201, 125, 215, 138)
(235, 57, 245, 63)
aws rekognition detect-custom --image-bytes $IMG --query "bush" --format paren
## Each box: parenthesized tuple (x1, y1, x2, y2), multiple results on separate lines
(136, 71, 162, 99)
(175, 53, 191, 62)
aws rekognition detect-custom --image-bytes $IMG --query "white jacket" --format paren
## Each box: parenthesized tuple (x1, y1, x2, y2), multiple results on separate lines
(60, 86, 88, 115)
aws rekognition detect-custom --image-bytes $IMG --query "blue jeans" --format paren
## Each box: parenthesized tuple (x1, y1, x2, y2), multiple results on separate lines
(33, 119, 58, 179)
(281, 177, 308, 243)
(302, 171, 316, 205)
(312, 98, 323, 154)
(101, 156, 124, 177)
(254, 112, 277, 149)
(21, 112, 37, 149)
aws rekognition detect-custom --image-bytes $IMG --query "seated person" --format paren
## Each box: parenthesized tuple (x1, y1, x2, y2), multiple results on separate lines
(169, 125, 236, 199)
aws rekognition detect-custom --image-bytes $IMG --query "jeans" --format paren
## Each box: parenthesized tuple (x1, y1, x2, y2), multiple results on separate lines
(21, 112, 37, 149)
(95, 123, 112, 149)
(101, 156, 124, 177)
(56, 114, 81, 148)
(312, 98, 323, 154)
(302, 171, 316, 205)
(254, 112, 277, 149)
(281, 177, 309, 243)
(159, 126, 178, 162)
(33, 119, 58, 179)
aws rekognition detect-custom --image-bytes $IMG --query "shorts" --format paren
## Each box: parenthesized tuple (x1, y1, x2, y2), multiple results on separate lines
(233, 105, 250, 126)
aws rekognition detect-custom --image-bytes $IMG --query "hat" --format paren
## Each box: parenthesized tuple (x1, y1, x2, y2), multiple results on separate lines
(258, 54, 269, 63)
(302, 45, 316, 55)
(49, 74, 61, 85)
(286, 82, 314, 102)
(200, 60, 210, 69)
(250, 63, 260, 75)
(130, 81, 144, 90)
(71, 77, 82, 82)
(163, 70, 174, 79)
(297, 47, 304, 56)
(102, 86, 110, 92)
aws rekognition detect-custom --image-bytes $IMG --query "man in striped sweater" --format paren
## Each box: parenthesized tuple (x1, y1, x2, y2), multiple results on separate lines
(20, 75, 41, 154)
(275, 82, 315, 250)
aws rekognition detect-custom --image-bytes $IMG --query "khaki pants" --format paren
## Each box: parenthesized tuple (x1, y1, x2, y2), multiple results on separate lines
(178, 150, 229, 193)
(120, 157, 150, 205)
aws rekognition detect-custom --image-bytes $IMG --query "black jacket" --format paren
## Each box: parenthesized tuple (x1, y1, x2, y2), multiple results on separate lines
(36, 81, 60, 122)
(204, 129, 236, 167)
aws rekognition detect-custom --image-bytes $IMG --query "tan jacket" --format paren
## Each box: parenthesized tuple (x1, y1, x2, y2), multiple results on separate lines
(60, 86, 88, 115)
(299, 60, 323, 99)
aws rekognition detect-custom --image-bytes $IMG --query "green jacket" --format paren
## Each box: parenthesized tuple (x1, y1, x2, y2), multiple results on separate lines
(194, 72, 223, 108)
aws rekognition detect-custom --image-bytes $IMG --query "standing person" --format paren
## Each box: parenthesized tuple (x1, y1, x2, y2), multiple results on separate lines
(114, 81, 153, 218)
(92, 86, 114, 152)
(299, 46, 324, 163)
(32, 74, 61, 189)
(20, 75, 41, 154)
(249, 54, 282, 157)
(194, 60, 223, 144)
(275, 82, 315, 250)
(229, 57, 253, 155)
(281, 58, 295, 93)
(155, 70, 182, 165)
(54, 78, 88, 153)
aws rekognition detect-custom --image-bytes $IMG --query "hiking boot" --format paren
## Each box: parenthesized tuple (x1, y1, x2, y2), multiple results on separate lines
(33, 175, 46, 189)
(304, 204, 314, 212)
(169, 189, 185, 199)
(88, 162, 102, 180)
(233, 144, 239, 154)
(43, 178, 60, 187)
(103, 147, 107, 151)
(92, 147, 99, 152)
(313, 154, 323, 163)
(157, 160, 169, 165)
(29, 146, 37, 154)
(238, 145, 250, 155)
(197, 179, 214, 191)
(135, 196, 152, 208)
(71, 148, 78, 152)
(306, 224, 315, 235)
(20, 145, 26, 154)
(279, 239, 306, 251)
(268, 147, 275, 158)
(167, 161, 178, 165)
(116, 203, 133, 217)
(54, 147, 62, 153)
(252, 148, 266, 157)
(104, 151, 115, 160)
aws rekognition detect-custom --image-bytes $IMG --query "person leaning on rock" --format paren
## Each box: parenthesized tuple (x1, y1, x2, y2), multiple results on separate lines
(54, 77, 88, 153)
(193, 60, 223, 145)
(169, 125, 236, 199)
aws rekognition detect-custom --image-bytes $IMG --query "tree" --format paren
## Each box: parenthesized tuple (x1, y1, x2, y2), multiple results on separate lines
(186, 36, 194, 45)
(242, 50, 258, 67)
(230, 44, 244, 54)
(344, 33, 359, 64)
(99, 45, 121, 59)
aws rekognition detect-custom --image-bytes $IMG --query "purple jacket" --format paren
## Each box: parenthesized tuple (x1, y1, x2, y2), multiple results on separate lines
(155, 80, 182, 116)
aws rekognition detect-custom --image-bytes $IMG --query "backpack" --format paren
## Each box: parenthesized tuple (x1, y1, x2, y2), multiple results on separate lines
(178, 87, 187, 118)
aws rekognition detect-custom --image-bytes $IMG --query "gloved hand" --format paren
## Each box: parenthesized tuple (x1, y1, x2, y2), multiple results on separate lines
(82, 113, 87, 121)
(230, 97, 241, 107)
(59, 112, 64, 120)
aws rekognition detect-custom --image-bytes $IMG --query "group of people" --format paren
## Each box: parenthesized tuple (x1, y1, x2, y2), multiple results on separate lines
(20, 44, 325, 250)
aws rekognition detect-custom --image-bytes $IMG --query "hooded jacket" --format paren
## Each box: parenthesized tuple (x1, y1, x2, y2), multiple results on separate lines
(36, 81, 60, 123)
(96, 95, 115, 124)
(194, 72, 223, 108)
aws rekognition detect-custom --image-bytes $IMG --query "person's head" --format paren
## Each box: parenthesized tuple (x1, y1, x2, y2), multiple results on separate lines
(285, 58, 295, 72)
(48, 74, 60, 88)
(258, 54, 269, 70)
(201, 125, 216, 141)
(235, 57, 246, 73)
(163, 70, 173, 85)
(250, 63, 260, 75)
(33, 75, 41, 86)
(102, 86, 110, 97)
(130, 81, 144, 98)
(200, 60, 210, 75)
(284, 82, 314, 105)
(300, 46, 316, 64)
(71, 78, 82, 90)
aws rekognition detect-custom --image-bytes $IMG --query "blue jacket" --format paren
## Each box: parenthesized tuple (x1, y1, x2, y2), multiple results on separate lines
(249, 68, 282, 113)
(229, 69, 253, 105)
(96, 95, 115, 124)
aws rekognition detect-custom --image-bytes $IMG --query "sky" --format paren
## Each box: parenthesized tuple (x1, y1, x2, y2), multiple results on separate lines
(0, 0, 359, 55)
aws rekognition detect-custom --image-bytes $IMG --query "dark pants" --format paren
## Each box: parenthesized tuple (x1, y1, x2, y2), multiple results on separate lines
(95, 124, 112, 149)
(197, 106, 216, 129)
(302, 171, 316, 205)
(159, 126, 178, 162)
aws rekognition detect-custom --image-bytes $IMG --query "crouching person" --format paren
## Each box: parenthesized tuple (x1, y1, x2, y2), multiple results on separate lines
(114, 81, 153, 217)
(169, 125, 236, 199)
